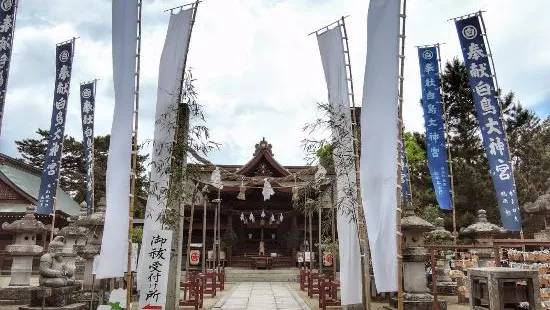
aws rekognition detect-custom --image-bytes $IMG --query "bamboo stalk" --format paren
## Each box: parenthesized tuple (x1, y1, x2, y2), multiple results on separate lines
(126, 0, 142, 307)
(341, 16, 372, 308)
(396, 0, 407, 309)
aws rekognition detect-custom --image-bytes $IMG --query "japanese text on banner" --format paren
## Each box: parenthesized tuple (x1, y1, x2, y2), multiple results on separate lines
(417, 46, 452, 210)
(138, 230, 172, 310)
(401, 136, 412, 206)
(80, 82, 95, 214)
(0, 0, 16, 135)
(36, 41, 75, 215)
(455, 15, 521, 231)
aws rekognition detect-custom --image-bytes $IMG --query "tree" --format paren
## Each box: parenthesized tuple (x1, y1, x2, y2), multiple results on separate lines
(15, 130, 149, 208)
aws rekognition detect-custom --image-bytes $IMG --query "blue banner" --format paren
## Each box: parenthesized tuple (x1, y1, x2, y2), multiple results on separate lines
(418, 46, 452, 211)
(0, 0, 17, 136)
(401, 135, 412, 206)
(455, 14, 521, 231)
(80, 81, 95, 215)
(36, 40, 75, 215)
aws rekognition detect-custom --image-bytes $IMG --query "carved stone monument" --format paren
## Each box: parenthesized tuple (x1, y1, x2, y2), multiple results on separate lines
(425, 217, 456, 295)
(523, 177, 550, 240)
(0, 206, 46, 305)
(460, 209, 506, 267)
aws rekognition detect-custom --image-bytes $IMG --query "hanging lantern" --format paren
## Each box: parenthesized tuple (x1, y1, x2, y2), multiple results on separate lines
(240, 212, 245, 222)
(279, 213, 284, 223)
(261, 210, 266, 218)
(237, 178, 246, 200)
(262, 178, 275, 201)
(210, 167, 223, 189)
(292, 186, 299, 202)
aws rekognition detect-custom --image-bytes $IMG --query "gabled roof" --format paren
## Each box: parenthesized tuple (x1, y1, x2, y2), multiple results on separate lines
(0, 153, 80, 216)
(235, 138, 290, 177)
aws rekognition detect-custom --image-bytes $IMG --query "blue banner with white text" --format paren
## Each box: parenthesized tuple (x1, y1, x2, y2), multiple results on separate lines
(0, 0, 17, 136)
(36, 40, 75, 215)
(80, 81, 95, 215)
(418, 46, 452, 211)
(401, 135, 412, 206)
(455, 15, 521, 231)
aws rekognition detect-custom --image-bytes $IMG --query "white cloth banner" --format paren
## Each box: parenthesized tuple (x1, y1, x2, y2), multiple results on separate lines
(360, 0, 400, 292)
(96, 0, 138, 279)
(138, 230, 173, 310)
(317, 26, 363, 305)
(138, 7, 195, 287)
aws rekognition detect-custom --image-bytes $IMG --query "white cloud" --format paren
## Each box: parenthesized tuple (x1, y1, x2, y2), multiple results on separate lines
(1, 0, 549, 168)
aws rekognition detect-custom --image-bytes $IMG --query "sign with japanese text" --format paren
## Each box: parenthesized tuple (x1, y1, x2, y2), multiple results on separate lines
(36, 40, 75, 215)
(80, 81, 95, 214)
(0, 0, 17, 136)
(400, 135, 412, 206)
(189, 250, 200, 265)
(418, 46, 452, 211)
(138, 230, 172, 310)
(455, 14, 521, 231)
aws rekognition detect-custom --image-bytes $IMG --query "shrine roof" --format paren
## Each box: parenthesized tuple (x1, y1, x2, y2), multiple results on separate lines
(0, 153, 80, 216)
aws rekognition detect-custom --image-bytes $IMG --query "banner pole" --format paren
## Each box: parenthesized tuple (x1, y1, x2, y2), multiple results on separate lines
(436, 43, 458, 244)
(396, 0, 407, 309)
(126, 0, 142, 307)
(341, 16, 372, 309)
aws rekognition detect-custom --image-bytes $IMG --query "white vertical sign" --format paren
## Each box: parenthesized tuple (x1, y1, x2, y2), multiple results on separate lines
(360, 0, 401, 292)
(316, 25, 363, 305)
(138, 230, 173, 309)
(97, 0, 138, 279)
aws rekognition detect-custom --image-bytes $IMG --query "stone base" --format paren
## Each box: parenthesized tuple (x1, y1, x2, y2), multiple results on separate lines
(436, 282, 457, 295)
(388, 294, 447, 310)
(29, 285, 80, 307)
(19, 302, 87, 310)
(0, 286, 48, 305)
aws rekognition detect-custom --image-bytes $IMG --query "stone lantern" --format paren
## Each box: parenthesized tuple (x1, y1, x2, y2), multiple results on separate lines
(425, 217, 455, 295)
(523, 177, 550, 240)
(460, 209, 506, 267)
(74, 199, 105, 290)
(390, 204, 443, 310)
(1, 205, 45, 286)
(57, 214, 89, 268)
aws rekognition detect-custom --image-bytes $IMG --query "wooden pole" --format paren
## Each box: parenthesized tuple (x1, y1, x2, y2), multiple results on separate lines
(309, 210, 313, 269)
(331, 184, 336, 277)
(318, 206, 322, 274)
(212, 195, 218, 271)
(217, 188, 221, 270)
(396, 0, 407, 309)
(435, 44, 458, 244)
(341, 16, 372, 308)
(202, 193, 207, 271)
(126, 0, 142, 307)
(185, 202, 196, 278)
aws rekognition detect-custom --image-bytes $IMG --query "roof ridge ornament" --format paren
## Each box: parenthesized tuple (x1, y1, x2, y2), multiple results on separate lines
(253, 137, 274, 156)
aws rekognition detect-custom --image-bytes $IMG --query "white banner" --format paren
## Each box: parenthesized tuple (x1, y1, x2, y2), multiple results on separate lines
(138, 7, 195, 289)
(96, 0, 138, 279)
(317, 26, 362, 305)
(138, 230, 173, 310)
(360, 0, 400, 292)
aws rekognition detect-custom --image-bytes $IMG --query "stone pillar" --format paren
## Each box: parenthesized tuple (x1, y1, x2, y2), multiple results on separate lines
(1, 205, 46, 286)
(459, 209, 506, 267)
(74, 199, 106, 290)
(425, 217, 455, 295)
(391, 204, 446, 310)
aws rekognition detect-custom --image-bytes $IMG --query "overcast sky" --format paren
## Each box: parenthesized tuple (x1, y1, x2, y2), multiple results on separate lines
(0, 0, 548, 168)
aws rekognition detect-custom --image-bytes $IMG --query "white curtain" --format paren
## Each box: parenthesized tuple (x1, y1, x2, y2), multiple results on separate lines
(317, 26, 363, 305)
(360, 0, 400, 292)
(138, 7, 195, 287)
(96, 0, 138, 279)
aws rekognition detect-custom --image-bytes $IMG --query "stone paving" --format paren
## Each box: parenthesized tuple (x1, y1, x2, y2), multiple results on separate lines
(212, 282, 309, 310)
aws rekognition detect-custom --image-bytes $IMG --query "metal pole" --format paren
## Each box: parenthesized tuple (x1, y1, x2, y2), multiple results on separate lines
(318, 206, 322, 274)
(436, 44, 458, 244)
(126, 1, 142, 307)
(396, 1, 407, 309)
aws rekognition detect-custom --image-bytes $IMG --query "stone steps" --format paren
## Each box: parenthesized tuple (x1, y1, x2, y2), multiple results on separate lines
(223, 267, 299, 282)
